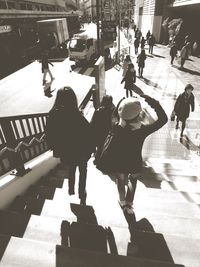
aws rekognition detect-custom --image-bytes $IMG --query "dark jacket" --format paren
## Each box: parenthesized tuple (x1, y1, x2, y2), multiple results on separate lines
(149, 35, 155, 46)
(170, 45, 178, 57)
(45, 108, 94, 163)
(137, 53, 146, 68)
(99, 97, 168, 173)
(121, 70, 136, 90)
(174, 92, 195, 121)
(41, 54, 53, 72)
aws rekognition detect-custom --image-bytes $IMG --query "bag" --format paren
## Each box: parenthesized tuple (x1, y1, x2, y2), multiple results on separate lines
(95, 131, 116, 174)
(170, 111, 176, 121)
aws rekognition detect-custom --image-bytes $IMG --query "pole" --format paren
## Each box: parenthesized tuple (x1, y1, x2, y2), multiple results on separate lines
(96, 0, 100, 56)
(117, 0, 121, 64)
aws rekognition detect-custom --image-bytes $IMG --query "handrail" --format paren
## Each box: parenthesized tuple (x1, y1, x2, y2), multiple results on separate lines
(0, 86, 97, 177)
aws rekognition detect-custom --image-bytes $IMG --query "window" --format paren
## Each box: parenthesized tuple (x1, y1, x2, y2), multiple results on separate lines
(7, 1, 15, 9)
(0, 1, 7, 9)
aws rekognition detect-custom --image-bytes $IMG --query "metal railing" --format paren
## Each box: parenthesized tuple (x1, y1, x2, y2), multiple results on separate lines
(0, 86, 97, 177)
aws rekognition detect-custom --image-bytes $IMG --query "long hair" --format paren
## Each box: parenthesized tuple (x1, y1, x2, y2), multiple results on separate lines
(51, 87, 78, 112)
(100, 95, 113, 109)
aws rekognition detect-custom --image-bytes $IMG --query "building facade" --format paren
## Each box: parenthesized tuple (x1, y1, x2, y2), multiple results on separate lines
(134, 0, 200, 46)
(134, 0, 168, 42)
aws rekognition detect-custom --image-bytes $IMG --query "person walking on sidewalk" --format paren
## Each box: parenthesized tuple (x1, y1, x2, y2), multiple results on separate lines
(91, 95, 115, 165)
(121, 63, 136, 97)
(134, 37, 140, 55)
(96, 95, 168, 215)
(137, 49, 146, 78)
(148, 34, 156, 54)
(45, 87, 94, 205)
(179, 42, 190, 69)
(41, 50, 54, 85)
(146, 30, 151, 44)
(122, 55, 132, 77)
(172, 84, 195, 137)
(169, 41, 178, 65)
(140, 37, 146, 50)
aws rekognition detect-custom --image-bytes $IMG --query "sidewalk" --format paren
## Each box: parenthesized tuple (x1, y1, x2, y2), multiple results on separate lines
(105, 38, 200, 160)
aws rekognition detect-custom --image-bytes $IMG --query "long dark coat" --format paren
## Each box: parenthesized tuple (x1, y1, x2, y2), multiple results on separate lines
(121, 70, 136, 90)
(174, 92, 195, 121)
(45, 108, 94, 163)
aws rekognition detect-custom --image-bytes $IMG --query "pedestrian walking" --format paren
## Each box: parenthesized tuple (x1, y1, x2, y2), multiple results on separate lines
(146, 30, 151, 44)
(134, 38, 140, 55)
(148, 34, 156, 54)
(137, 49, 146, 78)
(96, 95, 168, 215)
(121, 63, 136, 97)
(140, 37, 146, 49)
(41, 50, 54, 85)
(134, 28, 139, 38)
(91, 95, 115, 164)
(45, 87, 94, 205)
(122, 55, 132, 77)
(169, 41, 178, 65)
(172, 84, 195, 137)
(179, 42, 190, 69)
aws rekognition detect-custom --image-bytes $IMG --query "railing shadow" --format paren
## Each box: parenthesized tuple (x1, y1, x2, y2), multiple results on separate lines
(178, 67, 200, 76)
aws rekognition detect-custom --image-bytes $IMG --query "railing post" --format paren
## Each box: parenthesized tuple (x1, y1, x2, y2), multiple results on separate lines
(0, 119, 27, 176)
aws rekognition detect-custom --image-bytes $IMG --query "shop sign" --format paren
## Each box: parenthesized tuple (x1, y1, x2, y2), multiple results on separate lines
(0, 25, 12, 34)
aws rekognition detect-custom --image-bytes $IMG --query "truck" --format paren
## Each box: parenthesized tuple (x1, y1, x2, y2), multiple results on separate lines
(37, 18, 69, 51)
(68, 34, 98, 65)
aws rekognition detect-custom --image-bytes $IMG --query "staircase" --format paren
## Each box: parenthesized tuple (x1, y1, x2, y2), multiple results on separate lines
(0, 155, 200, 267)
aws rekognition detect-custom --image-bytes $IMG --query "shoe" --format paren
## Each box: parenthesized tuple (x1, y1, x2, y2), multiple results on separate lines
(175, 124, 179, 130)
(68, 189, 75, 195)
(79, 192, 87, 205)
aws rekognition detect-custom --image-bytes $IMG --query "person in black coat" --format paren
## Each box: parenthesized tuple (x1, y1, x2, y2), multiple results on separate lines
(91, 95, 115, 164)
(121, 63, 136, 97)
(137, 49, 146, 77)
(96, 95, 168, 214)
(45, 87, 94, 204)
(170, 41, 178, 65)
(173, 84, 195, 136)
(148, 34, 156, 54)
(134, 37, 140, 55)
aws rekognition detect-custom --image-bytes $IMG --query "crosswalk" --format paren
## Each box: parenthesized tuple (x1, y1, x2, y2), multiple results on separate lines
(71, 65, 95, 77)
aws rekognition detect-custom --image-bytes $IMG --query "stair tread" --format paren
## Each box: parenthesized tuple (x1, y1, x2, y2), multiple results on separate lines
(0, 235, 185, 267)
(56, 245, 185, 267)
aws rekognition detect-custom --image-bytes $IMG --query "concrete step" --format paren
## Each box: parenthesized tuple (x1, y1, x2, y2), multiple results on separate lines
(56, 245, 185, 267)
(135, 186, 200, 204)
(0, 235, 55, 267)
(7, 196, 45, 215)
(109, 226, 200, 267)
(0, 235, 185, 267)
(0, 210, 30, 238)
(24, 184, 56, 199)
(5, 210, 200, 267)
(43, 186, 200, 220)
(38, 175, 64, 188)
